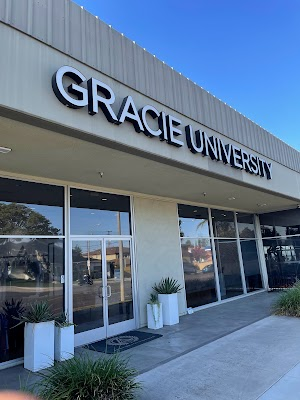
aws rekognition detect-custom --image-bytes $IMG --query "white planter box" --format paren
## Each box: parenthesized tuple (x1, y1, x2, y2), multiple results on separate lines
(147, 303, 163, 329)
(24, 321, 54, 372)
(158, 293, 179, 325)
(54, 325, 74, 361)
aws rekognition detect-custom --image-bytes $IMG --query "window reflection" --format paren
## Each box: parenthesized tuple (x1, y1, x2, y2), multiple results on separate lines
(72, 241, 104, 334)
(178, 205, 210, 237)
(0, 177, 64, 235)
(214, 239, 243, 299)
(179, 205, 263, 305)
(240, 240, 263, 291)
(0, 238, 64, 362)
(260, 209, 300, 237)
(260, 209, 300, 288)
(211, 209, 236, 238)
(263, 236, 300, 288)
(72, 239, 133, 335)
(237, 213, 255, 238)
(181, 238, 217, 307)
(70, 189, 131, 235)
(106, 240, 133, 325)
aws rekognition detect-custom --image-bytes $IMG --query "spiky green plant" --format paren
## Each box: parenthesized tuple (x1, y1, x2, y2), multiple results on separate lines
(32, 354, 141, 400)
(273, 281, 300, 317)
(14, 301, 54, 324)
(55, 312, 74, 328)
(152, 277, 182, 294)
(3, 298, 26, 321)
(148, 293, 159, 305)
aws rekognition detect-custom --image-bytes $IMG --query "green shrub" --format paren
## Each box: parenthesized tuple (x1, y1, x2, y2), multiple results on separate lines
(273, 281, 300, 317)
(33, 354, 141, 400)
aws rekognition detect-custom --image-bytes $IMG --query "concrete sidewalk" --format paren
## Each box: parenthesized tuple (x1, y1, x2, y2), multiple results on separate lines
(137, 316, 300, 400)
(3, 290, 298, 400)
(0, 291, 278, 391)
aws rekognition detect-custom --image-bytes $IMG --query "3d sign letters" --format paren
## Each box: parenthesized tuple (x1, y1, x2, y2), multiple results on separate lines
(52, 66, 272, 179)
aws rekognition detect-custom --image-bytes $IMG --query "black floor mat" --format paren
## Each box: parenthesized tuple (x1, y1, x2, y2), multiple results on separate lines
(85, 330, 163, 354)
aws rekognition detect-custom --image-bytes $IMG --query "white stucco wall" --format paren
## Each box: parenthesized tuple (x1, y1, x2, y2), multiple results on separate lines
(133, 197, 186, 326)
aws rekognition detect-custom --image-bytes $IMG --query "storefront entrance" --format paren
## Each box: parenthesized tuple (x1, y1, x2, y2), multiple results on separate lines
(72, 238, 135, 347)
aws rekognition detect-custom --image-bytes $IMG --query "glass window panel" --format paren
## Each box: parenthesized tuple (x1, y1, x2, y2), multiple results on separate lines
(260, 209, 300, 237)
(261, 225, 277, 238)
(0, 178, 64, 235)
(263, 236, 300, 289)
(70, 189, 131, 235)
(181, 238, 217, 307)
(211, 209, 236, 238)
(240, 239, 263, 292)
(237, 213, 256, 238)
(178, 205, 210, 237)
(72, 240, 104, 334)
(215, 239, 243, 299)
(106, 240, 133, 324)
(0, 238, 64, 363)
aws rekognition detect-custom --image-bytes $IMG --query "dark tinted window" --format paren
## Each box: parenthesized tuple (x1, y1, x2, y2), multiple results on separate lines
(211, 209, 236, 238)
(260, 209, 300, 237)
(0, 178, 64, 235)
(263, 236, 300, 288)
(237, 213, 255, 238)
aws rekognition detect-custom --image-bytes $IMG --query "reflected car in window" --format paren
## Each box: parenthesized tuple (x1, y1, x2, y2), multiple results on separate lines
(202, 264, 214, 273)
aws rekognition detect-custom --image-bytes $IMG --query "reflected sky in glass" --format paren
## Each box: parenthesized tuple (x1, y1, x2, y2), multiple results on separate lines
(70, 209, 130, 235)
(179, 218, 210, 238)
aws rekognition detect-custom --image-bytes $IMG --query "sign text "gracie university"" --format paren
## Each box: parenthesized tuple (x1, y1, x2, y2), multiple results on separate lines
(52, 66, 272, 180)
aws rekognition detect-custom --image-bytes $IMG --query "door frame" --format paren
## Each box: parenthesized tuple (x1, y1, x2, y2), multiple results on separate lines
(68, 236, 136, 347)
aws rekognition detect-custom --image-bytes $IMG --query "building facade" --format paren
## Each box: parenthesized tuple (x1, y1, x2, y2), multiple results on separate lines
(0, 0, 300, 369)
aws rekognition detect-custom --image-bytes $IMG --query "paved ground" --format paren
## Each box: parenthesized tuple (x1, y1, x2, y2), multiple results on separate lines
(137, 316, 300, 400)
(259, 360, 300, 400)
(2, 290, 298, 400)
(119, 291, 278, 374)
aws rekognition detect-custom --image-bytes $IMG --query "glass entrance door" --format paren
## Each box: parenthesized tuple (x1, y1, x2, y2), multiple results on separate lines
(105, 239, 134, 337)
(72, 238, 135, 346)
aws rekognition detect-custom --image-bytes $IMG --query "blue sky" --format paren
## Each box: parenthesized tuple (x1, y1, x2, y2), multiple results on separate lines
(73, 0, 300, 150)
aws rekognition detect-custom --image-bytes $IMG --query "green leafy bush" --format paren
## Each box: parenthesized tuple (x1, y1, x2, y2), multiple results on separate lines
(153, 277, 182, 294)
(273, 281, 300, 317)
(33, 354, 141, 400)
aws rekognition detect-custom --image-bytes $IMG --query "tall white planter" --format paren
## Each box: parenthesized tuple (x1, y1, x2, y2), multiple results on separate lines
(54, 325, 74, 361)
(24, 320, 54, 372)
(147, 303, 163, 329)
(158, 293, 179, 325)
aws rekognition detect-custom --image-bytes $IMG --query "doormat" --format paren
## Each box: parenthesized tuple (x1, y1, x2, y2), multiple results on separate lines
(86, 330, 163, 354)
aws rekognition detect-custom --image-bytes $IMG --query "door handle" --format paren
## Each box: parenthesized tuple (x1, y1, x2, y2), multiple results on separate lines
(98, 286, 103, 298)
(107, 285, 112, 298)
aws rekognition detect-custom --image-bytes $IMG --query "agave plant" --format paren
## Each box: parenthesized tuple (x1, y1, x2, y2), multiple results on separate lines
(14, 301, 54, 324)
(3, 298, 26, 323)
(152, 277, 182, 294)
